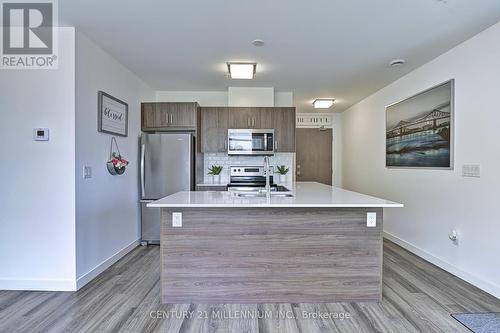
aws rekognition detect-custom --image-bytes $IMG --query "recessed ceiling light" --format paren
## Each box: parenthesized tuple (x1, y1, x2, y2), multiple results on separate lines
(252, 39, 265, 47)
(389, 59, 406, 67)
(313, 99, 335, 109)
(227, 62, 256, 79)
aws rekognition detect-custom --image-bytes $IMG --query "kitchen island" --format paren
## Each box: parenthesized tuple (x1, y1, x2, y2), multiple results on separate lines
(149, 182, 403, 303)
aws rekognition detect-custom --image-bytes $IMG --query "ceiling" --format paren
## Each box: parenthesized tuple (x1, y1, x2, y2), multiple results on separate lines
(60, 0, 500, 112)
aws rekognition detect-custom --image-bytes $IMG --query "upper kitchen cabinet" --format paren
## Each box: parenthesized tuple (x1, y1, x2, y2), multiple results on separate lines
(141, 103, 158, 130)
(141, 102, 199, 131)
(200, 106, 295, 153)
(200, 107, 229, 153)
(165, 102, 198, 128)
(228, 107, 258, 128)
(227, 107, 275, 129)
(273, 107, 296, 152)
(255, 108, 274, 129)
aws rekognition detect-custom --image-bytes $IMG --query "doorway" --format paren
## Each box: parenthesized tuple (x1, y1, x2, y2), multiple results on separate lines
(296, 128, 332, 185)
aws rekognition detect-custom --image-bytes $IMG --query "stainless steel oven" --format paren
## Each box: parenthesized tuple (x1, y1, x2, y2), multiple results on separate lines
(227, 129, 274, 155)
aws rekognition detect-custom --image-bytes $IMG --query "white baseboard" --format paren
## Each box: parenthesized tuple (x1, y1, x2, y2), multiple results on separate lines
(76, 239, 139, 290)
(0, 278, 76, 291)
(384, 231, 500, 300)
(0, 239, 140, 292)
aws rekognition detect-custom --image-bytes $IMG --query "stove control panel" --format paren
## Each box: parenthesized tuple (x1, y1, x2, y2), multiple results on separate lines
(230, 166, 274, 177)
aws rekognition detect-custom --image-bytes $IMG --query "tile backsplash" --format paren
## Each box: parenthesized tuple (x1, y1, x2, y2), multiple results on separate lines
(203, 153, 295, 183)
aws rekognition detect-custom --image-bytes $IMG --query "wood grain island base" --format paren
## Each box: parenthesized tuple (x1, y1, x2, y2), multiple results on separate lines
(160, 207, 384, 304)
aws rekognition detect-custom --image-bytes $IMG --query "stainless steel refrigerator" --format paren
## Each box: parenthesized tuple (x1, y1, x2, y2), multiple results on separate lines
(140, 133, 194, 244)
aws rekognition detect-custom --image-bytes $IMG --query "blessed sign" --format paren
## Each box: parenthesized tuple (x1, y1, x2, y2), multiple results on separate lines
(98, 91, 128, 137)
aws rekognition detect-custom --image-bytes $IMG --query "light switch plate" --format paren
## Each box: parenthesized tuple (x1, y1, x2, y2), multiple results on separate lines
(367, 212, 377, 227)
(33, 128, 49, 141)
(462, 164, 480, 178)
(83, 166, 92, 179)
(172, 212, 182, 227)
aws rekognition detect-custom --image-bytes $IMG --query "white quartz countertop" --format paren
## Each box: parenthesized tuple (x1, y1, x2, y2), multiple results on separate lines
(148, 182, 403, 208)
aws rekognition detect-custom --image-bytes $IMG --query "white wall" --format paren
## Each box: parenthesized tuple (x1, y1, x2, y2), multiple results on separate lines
(332, 113, 343, 187)
(275, 92, 293, 107)
(228, 87, 274, 107)
(0, 28, 77, 291)
(156, 90, 228, 106)
(341, 21, 500, 298)
(0, 29, 155, 291)
(75, 32, 155, 288)
(156, 89, 293, 107)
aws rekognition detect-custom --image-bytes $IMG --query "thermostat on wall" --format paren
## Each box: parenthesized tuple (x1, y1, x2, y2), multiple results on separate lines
(33, 128, 49, 141)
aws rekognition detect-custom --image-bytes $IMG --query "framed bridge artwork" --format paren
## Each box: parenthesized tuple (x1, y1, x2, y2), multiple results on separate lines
(386, 80, 454, 169)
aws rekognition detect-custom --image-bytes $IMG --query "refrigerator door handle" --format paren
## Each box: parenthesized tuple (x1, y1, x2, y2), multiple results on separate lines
(141, 143, 146, 198)
(188, 134, 193, 190)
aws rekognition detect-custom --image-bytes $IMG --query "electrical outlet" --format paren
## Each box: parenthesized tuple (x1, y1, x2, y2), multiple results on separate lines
(448, 229, 458, 243)
(172, 212, 182, 227)
(462, 164, 480, 178)
(367, 212, 377, 227)
(83, 166, 92, 179)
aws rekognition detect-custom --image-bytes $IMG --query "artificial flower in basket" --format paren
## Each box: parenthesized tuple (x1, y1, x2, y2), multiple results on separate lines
(110, 153, 129, 174)
(107, 137, 129, 176)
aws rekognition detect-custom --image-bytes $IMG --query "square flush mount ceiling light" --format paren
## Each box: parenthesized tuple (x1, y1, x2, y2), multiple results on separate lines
(313, 99, 335, 109)
(227, 62, 256, 79)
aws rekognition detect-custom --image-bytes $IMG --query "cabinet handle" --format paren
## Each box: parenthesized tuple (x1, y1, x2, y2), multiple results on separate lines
(170, 114, 173, 124)
(252, 118, 256, 127)
(247, 117, 251, 127)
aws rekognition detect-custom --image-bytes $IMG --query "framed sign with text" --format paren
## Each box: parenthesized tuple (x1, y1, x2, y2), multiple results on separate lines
(98, 91, 128, 137)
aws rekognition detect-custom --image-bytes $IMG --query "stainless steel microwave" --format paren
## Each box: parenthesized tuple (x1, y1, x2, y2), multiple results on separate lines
(227, 129, 274, 155)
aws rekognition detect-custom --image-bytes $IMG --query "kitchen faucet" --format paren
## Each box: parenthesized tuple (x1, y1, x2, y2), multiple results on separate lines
(263, 156, 271, 196)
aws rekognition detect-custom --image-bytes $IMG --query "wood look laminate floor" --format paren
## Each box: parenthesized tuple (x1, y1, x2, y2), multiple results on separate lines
(1, 240, 499, 333)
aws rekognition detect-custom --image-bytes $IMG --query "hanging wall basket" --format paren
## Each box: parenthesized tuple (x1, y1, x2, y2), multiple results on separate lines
(107, 137, 129, 176)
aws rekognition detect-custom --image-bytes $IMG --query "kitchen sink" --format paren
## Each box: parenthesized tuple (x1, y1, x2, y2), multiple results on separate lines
(269, 193, 294, 197)
(274, 185, 290, 192)
(229, 185, 290, 193)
